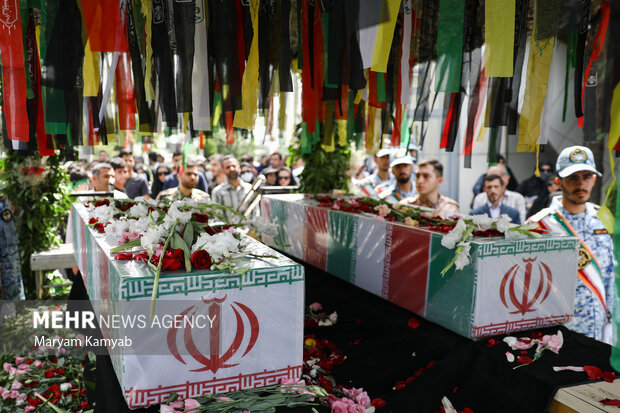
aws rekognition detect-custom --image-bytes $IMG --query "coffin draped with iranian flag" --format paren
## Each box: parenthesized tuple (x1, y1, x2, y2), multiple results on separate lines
(260, 194, 580, 339)
(71, 204, 304, 409)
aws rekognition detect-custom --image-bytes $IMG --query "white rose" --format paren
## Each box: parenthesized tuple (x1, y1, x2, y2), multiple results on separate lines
(441, 219, 466, 249)
(472, 214, 493, 230)
(129, 203, 149, 218)
(454, 242, 471, 270)
(495, 214, 513, 233)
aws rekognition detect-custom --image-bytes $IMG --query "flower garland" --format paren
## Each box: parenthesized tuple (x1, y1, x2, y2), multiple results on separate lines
(306, 195, 546, 275)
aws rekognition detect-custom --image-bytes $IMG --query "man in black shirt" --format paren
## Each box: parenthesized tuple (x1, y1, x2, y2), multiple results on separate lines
(119, 149, 151, 199)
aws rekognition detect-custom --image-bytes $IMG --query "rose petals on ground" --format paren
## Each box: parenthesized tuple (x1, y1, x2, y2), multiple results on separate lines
(408, 318, 420, 329)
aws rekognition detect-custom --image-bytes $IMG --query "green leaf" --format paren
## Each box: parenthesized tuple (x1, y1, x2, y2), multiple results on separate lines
(111, 238, 142, 253)
(183, 220, 194, 248)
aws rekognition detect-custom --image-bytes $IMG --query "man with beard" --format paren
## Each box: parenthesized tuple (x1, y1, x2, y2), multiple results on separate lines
(530, 146, 614, 342)
(157, 159, 210, 202)
(472, 164, 526, 223)
(384, 155, 416, 201)
(212, 155, 252, 222)
(469, 174, 520, 224)
(119, 149, 151, 199)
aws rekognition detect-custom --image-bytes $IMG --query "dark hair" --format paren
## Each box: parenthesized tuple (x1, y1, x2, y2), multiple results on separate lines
(277, 166, 297, 185)
(134, 163, 146, 173)
(484, 174, 504, 186)
(118, 149, 133, 158)
(148, 152, 159, 163)
(241, 154, 253, 163)
(152, 164, 172, 198)
(240, 162, 251, 168)
(271, 152, 283, 160)
(109, 157, 126, 171)
(69, 167, 89, 183)
(417, 159, 443, 177)
(173, 151, 183, 158)
(497, 154, 506, 163)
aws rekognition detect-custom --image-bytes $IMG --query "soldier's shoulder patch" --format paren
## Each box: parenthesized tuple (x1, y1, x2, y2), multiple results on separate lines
(2, 208, 13, 222)
(594, 228, 609, 235)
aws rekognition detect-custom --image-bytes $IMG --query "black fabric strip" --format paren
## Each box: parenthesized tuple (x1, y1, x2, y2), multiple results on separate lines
(280, 0, 294, 92)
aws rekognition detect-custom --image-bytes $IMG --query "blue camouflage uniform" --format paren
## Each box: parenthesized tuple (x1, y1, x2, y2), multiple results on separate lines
(0, 196, 25, 299)
(548, 197, 615, 340)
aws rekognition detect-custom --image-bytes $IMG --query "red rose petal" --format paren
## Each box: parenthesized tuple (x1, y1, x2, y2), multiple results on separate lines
(461, 408, 474, 413)
(603, 371, 617, 383)
(601, 398, 620, 406)
(516, 356, 533, 365)
(486, 339, 497, 347)
(371, 398, 387, 409)
(584, 365, 603, 380)
(408, 318, 420, 329)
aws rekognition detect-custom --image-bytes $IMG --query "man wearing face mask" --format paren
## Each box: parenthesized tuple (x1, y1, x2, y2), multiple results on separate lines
(239, 162, 255, 183)
(529, 146, 614, 343)
(517, 161, 554, 213)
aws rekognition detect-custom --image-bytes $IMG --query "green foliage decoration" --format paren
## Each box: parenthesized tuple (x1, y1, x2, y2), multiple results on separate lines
(0, 152, 72, 298)
(289, 130, 351, 194)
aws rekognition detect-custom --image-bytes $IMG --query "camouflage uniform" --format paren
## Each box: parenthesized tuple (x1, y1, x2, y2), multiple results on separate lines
(0, 196, 25, 299)
(157, 187, 210, 202)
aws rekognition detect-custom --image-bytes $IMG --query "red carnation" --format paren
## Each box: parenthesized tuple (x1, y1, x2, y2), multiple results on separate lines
(371, 398, 387, 409)
(162, 249, 185, 271)
(114, 253, 133, 260)
(93, 223, 105, 233)
(193, 213, 209, 223)
(191, 250, 213, 269)
(94, 199, 110, 207)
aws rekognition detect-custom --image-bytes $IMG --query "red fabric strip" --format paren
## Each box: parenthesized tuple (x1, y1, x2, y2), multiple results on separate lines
(0, 2, 29, 142)
(579, 1, 610, 122)
(440, 93, 456, 148)
(234, 0, 246, 79)
(199, 131, 205, 150)
(301, 1, 318, 132)
(87, 102, 95, 146)
(314, 6, 327, 123)
(226, 111, 234, 144)
(115, 52, 136, 130)
(80, 0, 127, 52)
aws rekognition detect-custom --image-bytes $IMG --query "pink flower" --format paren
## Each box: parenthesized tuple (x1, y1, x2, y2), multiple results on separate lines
(3, 362, 12, 372)
(33, 360, 44, 368)
(17, 363, 29, 371)
(348, 405, 366, 413)
(169, 400, 184, 409)
(25, 406, 35, 412)
(376, 204, 390, 217)
(15, 357, 24, 364)
(216, 396, 233, 402)
(503, 336, 535, 350)
(540, 330, 563, 354)
(10, 391, 20, 399)
(355, 392, 371, 407)
(11, 381, 22, 390)
(2, 390, 11, 400)
(331, 400, 349, 413)
(160, 405, 179, 413)
(184, 398, 200, 412)
(309, 302, 323, 312)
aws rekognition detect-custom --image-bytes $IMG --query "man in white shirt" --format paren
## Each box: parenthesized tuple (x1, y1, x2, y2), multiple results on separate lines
(471, 164, 526, 223)
(212, 155, 253, 223)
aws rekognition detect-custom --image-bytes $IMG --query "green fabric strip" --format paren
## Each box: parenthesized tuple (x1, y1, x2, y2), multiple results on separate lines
(327, 210, 358, 283)
(563, 31, 578, 123)
(42, 87, 67, 134)
(301, 122, 312, 154)
(322, 11, 337, 88)
(377, 72, 386, 103)
(401, 110, 410, 149)
(435, 0, 465, 93)
(487, 126, 499, 164)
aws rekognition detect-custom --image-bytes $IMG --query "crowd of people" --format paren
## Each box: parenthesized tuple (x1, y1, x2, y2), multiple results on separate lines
(63, 150, 303, 204)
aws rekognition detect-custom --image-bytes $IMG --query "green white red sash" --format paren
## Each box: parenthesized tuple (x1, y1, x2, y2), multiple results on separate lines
(534, 210, 606, 311)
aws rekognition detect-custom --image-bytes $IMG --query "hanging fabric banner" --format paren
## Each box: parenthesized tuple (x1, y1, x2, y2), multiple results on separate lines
(516, 15, 555, 152)
(0, 0, 29, 142)
(399, 0, 412, 105)
(173, 0, 196, 113)
(141, 0, 155, 101)
(234, 0, 260, 130)
(191, 0, 210, 131)
(151, 0, 177, 127)
(280, 0, 293, 92)
(359, 0, 382, 69)
(463, 55, 483, 168)
(507, 0, 529, 135)
(115, 52, 136, 131)
(371, 0, 401, 73)
(344, 0, 366, 91)
(301, 0, 318, 133)
(126, 0, 151, 132)
(80, 0, 126, 51)
(574, 0, 591, 118)
(82, 40, 100, 97)
(435, 0, 465, 92)
(485, 0, 515, 77)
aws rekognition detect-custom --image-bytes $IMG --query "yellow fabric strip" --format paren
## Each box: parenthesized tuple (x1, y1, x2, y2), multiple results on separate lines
(278, 94, 287, 131)
(142, 0, 155, 101)
(365, 106, 382, 154)
(354, 89, 364, 104)
(476, 126, 486, 142)
(234, 0, 261, 129)
(516, 30, 555, 152)
(83, 40, 100, 97)
(485, 0, 516, 77)
(371, 0, 401, 73)
(338, 119, 347, 146)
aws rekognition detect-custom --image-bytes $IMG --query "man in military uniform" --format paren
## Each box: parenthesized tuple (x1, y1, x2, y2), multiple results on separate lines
(529, 146, 614, 342)
(0, 195, 25, 299)
(157, 159, 210, 202)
